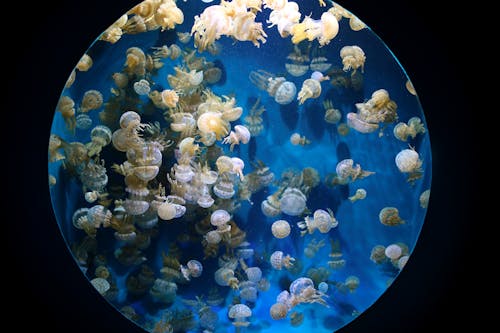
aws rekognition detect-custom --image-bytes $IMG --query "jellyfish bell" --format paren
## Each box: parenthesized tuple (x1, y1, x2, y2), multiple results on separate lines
(270, 302, 289, 320)
(385, 244, 403, 260)
(271, 220, 291, 239)
(280, 187, 307, 216)
(395, 148, 422, 173)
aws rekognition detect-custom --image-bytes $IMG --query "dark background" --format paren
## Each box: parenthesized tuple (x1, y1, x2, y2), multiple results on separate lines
(6, 0, 480, 332)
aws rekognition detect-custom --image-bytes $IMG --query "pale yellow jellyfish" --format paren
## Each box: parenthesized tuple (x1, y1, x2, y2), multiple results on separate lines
(297, 208, 338, 236)
(419, 189, 430, 208)
(337, 123, 349, 136)
(101, 14, 127, 43)
(133, 79, 151, 96)
(406, 80, 417, 95)
(379, 207, 405, 226)
(191, 4, 233, 52)
(340, 45, 366, 73)
(327, 2, 353, 21)
(178, 137, 200, 157)
(197, 111, 230, 140)
(297, 78, 322, 104)
(344, 276, 360, 293)
(90, 277, 110, 295)
(267, 1, 301, 37)
(270, 250, 295, 270)
(177, 31, 192, 44)
(76, 54, 93, 72)
(161, 89, 179, 108)
(80, 90, 103, 113)
(86, 125, 112, 157)
(393, 117, 426, 141)
(228, 304, 252, 328)
(304, 238, 326, 258)
(290, 133, 310, 146)
(232, 11, 268, 47)
(285, 62, 309, 77)
(290, 12, 339, 46)
(167, 67, 203, 95)
(395, 148, 423, 183)
(243, 97, 266, 136)
(122, 15, 147, 34)
(124, 47, 146, 76)
(271, 220, 291, 239)
(349, 16, 366, 31)
(65, 69, 76, 88)
(222, 125, 251, 151)
(57, 95, 76, 131)
(348, 188, 366, 202)
(270, 302, 288, 320)
(154, 0, 184, 31)
(48, 174, 56, 187)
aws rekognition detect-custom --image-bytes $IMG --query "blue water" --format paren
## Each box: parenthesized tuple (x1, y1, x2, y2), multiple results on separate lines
(49, 1, 431, 332)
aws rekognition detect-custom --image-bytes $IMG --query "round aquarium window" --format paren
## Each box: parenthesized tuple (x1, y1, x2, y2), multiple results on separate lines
(48, 1, 431, 332)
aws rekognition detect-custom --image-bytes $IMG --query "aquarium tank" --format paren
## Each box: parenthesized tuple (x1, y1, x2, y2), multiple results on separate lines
(48, 1, 432, 332)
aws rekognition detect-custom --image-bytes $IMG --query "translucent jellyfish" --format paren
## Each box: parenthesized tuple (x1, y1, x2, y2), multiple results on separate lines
(290, 12, 339, 46)
(297, 78, 322, 104)
(297, 209, 338, 236)
(271, 220, 291, 239)
(261, 190, 282, 217)
(90, 277, 110, 295)
(57, 96, 76, 131)
(379, 207, 405, 226)
(335, 159, 374, 183)
(370, 245, 387, 264)
(81, 90, 104, 113)
(304, 238, 326, 258)
(204, 66, 222, 85)
(243, 97, 266, 136)
(249, 70, 296, 105)
(222, 125, 251, 151)
(204, 230, 222, 244)
(76, 114, 92, 130)
(290, 133, 310, 146)
(266, 1, 301, 37)
(323, 99, 341, 124)
(49, 174, 57, 187)
(76, 54, 93, 72)
(155, 0, 184, 31)
(340, 45, 366, 73)
(290, 311, 304, 327)
(245, 266, 263, 283)
(385, 244, 403, 260)
(285, 62, 309, 77)
(86, 125, 112, 157)
(289, 277, 328, 307)
(87, 205, 112, 228)
(419, 189, 430, 208)
(65, 69, 76, 88)
(393, 117, 426, 141)
(280, 187, 307, 216)
(406, 79, 417, 95)
(150, 278, 177, 303)
(328, 238, 346, 269)
(231, 157, 246, 181)
(337, 122, 350, 136)
(350, 89, 398, 135)
(349, 16, 366, 31)
(270, 301, 289, 321)
(318, 281, 329, 293)
(214, 267, 239, 289)
(133, 79, 151, 96)
(395, 148, 423, 183)
(197, 111, 230, 140)
(101, 14, 127, 43)
(310, 57, 332, 73)
(180, 259, 203, 281)
(270, 250, 295, 270)
(228, 304, 252, 328)
(213, 177, 235, 199)
(210, 209, 231, 233)
(344, 276, 360, 292)
(348, 188, 367, 202)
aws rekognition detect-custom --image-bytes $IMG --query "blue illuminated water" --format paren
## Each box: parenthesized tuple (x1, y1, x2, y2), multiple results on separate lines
(49, 1, 431, 332)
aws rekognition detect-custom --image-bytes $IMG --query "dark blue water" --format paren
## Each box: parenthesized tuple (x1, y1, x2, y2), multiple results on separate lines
(49, 1, 431, 332)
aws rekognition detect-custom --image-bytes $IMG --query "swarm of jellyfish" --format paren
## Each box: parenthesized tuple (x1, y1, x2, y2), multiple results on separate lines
(49, 1, 431, 333)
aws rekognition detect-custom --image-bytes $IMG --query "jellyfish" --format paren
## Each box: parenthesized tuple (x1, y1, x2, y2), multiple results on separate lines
(344, 276, 360, 293)
(101, 14, 127, 43)
(49, 174, 57, 187)
(261, 191, 282, 217)
(245, 266, 263, 283)
(124, 47, 146, 76)
(310, 57, 332, 72)
(86, 125, 112, 157)
(167, 67, 204, 96)
(80, 90, 103, 113)
(406, 79, 417, 95)
(150, 278, 178, 303)
(318, 281, 329, 293)
(297, 78, 322, 104)
(222, 125, 251, 151)
(266, 1, 301, 37)
(90, 278, 110, 295)
(243, 97, 266, 136)
(228, 304, 252, 328)
(337, 122, 350, 136)
(280, 187, 307, 216)
(290, 311, 304, 327)
(270, 250, 295, 270)
(231, 10, 268, 47)
(379, 207, 405, 226)
(419, 189, 430, 208)
(350, 89, 398, 135)
(155, 0, 184, 31)
(304, 238, 326, 258)
(133, 79, 151, 96)
(348, 188, 367, 202)
(288, 277, 328, 307)
(249, 70, 296, 105)
(197, 111, 230, 140)
(76, 54, 93, 72)
(87, 205, 112, 228)
(180, 260, 203, 281)
(76, 114, 92, 130)
(231, 157, 246, 181)
(213, 175, 236, 199)
(335, 159, 374, 183)
(214, 267, 239, 289)
(370, 245, 387, 264)
(290, 12, 339, 46)
(270, 302, 288, 320)
(323, 99, 341, 124)
(340, 45, 366, 74)
(349, 16, 366, 31)
(395, 148, 423, 183)
(290, 133, 310, 146)
(393, 117, 426, 141)
(271, 220, 291, 239)
(57, 96, 76, 131)
(297, 208, 337, 236)
(65, 69, 76, 88)
(385, 244, 403, 260)
(210, 209, 231, 233)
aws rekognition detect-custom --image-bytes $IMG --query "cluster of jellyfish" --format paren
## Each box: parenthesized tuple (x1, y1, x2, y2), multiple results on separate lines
(48, 1, 431, 332)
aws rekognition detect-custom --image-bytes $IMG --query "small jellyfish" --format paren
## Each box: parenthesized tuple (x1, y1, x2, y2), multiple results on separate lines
(340, 45, 366, 73)
(177, 31, 191, 44)
(280, 187, 307, 216)
(210, 209, 231, 233)
(180, 259, 203, 281)
(348, 188, 367, 202)
(297, 209, 338, 236)
(270, 251, 295, 270)
(290, 133, 310, 146)
(197, 111, 230, 140)
(65, 69, 76, 88)
(48, 174, 56, 187)
(406, 80, 417, 95)
(318, 281, 329, 294)
(344, 276, 360, 292)
(214, 267, 239, 289)
(161, 89, 179, 108)
(245, 266, 263, 283)
(133, 79, 151, 96)
(57, 96, 76, 131)
(297, 78, 322, 104)
(204, 66, 222, 84)
(419, 189, 430, 208)
(337, 122, 350, 136)
(204, 230, 222, 244)
(370, 245, 387, 264)
(249, 70, 296, 105)
(393, 117, 426, 142)
(270, 302, 288, 320)
(310, 57, 332, 73)
(323, 99, 341, 124)
(289, 311, 304, 327)
(228, 304, 252, 328)
(80, 90, 103, 113)
(397, 255, 410, 270)
(76, 113, 93, 130)
(285, 62, 309, 77)
(90, 277, 110, 295)
(76, 54, 93, 72)
(385, 244, 403, 260)
(304, 238, 326, 258)
(349, 16, 366, 31)
(395, 148, 423, 183)
(271, 220, 291, 239)
(335, 159, 374, 183)
(86, 125, 112, 157)
(222, 125, 251, 151)
(379, 207, 405, 226)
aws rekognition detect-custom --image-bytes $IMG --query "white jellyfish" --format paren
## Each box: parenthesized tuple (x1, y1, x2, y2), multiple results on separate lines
(395, 148, 423, 183)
